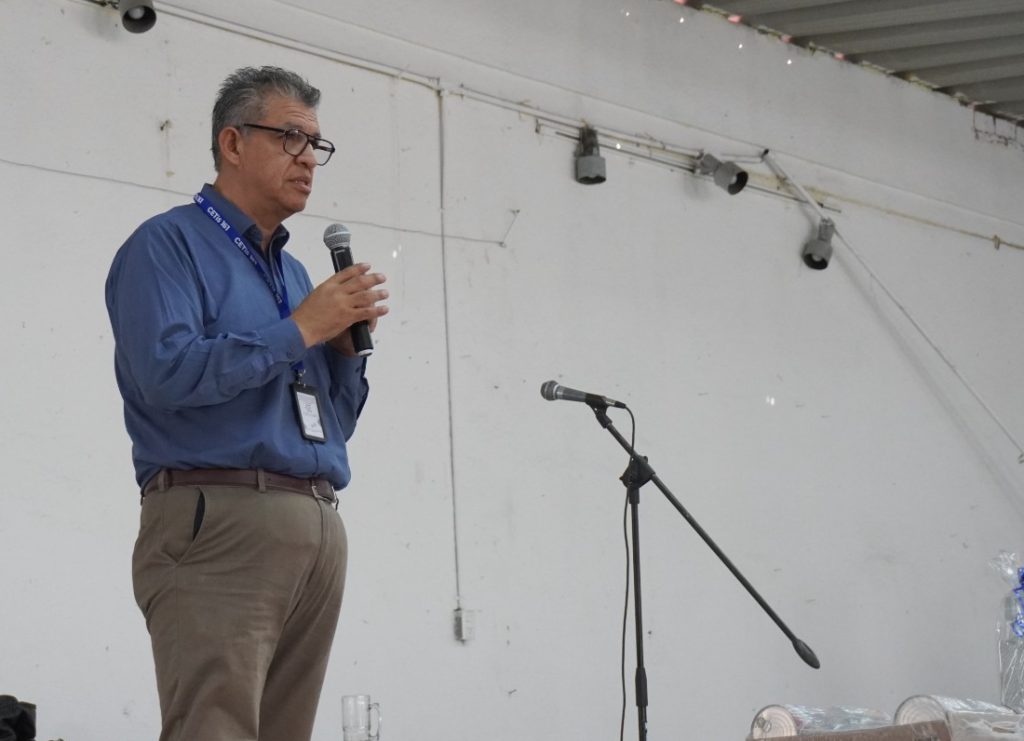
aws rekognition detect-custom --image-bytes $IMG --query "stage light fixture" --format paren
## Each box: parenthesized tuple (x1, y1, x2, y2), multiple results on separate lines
(574, 125, 606, 185)
(696, 153, 748, 194)
(119, 0, 157, 33)
(802, 217, 835, 270)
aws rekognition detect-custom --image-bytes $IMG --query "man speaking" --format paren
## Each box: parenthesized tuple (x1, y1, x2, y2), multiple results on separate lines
(105, 66, 388, 741)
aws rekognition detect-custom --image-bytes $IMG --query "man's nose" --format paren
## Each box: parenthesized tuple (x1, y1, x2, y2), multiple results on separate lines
(295, 141, 318, 167)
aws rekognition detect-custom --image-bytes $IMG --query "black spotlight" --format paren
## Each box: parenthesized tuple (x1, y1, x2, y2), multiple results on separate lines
(803, 218, 835, 270)
(120, 0, 157, 33)
(574, 125, 606, 185)
(696, 153, 748, 195)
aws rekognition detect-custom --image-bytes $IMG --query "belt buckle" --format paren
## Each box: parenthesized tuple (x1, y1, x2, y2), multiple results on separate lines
(311, 479, 338, 508)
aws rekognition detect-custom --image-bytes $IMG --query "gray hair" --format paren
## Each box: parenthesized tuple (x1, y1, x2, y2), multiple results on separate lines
(211, 66, 321, 170)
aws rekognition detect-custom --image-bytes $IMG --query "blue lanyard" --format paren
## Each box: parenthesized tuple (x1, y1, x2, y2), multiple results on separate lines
(193, 193, 292, 316)
(193, 193, 304, 374)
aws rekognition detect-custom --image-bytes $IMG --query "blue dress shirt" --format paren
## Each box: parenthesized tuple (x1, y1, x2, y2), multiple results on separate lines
(106, 184, 369, 489)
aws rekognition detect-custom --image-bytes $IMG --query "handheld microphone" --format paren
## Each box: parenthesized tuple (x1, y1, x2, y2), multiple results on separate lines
(323, 223, 373, 357)
(540, 380, 626, 409)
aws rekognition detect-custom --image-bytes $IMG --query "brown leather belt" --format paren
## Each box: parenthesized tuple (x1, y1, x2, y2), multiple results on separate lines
(142, 468, 337, 505)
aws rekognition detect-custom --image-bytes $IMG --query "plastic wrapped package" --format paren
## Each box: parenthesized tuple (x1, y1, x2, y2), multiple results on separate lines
(990, 551, 1024, 712)
(895, 695, 1023, 741)
(749, 705, 893, 739)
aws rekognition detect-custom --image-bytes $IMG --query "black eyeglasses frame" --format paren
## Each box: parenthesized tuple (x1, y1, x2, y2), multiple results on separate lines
(240, 123, 336, 166)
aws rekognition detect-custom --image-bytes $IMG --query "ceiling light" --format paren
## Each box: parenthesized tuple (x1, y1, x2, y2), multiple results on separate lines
(575, 125, 606, 185)
(802, 218, 835, 270)
(118, 0, 157, 33)
(696, 153, 747, 195)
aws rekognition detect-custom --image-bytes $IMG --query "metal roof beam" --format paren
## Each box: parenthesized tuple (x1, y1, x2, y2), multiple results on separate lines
(910, 55, 1024, 87)
(808, 13, 1024, 54)
(703, 0, 852, 16)
(943, 76, 1024, 101)
(739, 0, 1024, 36)
(978, 99, 1024, 117)
(858, 37, 1024, 71)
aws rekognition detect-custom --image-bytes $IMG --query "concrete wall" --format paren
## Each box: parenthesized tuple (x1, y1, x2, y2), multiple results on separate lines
(2, 1, 1024, 739)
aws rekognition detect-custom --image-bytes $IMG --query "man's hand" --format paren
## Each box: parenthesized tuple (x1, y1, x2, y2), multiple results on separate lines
(326, 313, 382, 357)
(290, 263, 388, 351)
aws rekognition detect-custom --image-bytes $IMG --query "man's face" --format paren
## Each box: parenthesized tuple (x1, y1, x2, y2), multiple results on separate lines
(236, 94, 321, 226)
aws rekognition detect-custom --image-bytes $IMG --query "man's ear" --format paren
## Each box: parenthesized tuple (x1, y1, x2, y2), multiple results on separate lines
(218, 126, 244, 168)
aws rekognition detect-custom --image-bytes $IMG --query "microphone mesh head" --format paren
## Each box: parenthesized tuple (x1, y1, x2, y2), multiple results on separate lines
(323, 223, 350, 250)
(540, 381, 559, 401)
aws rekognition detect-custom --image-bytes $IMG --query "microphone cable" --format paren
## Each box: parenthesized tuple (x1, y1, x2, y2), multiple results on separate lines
(619, 406, 637, 741)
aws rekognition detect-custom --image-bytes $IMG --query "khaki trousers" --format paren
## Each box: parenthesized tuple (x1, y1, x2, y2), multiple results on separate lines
(132, 483, 347, 741)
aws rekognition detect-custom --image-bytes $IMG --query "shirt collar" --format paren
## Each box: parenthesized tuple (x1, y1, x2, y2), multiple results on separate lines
(198, 183, 291, 254)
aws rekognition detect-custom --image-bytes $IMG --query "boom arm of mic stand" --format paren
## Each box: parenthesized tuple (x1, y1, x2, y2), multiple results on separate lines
(589, 403, 820, 670)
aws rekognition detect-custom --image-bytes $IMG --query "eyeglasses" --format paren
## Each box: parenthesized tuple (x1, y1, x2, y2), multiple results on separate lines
(241, 123, 336, 166)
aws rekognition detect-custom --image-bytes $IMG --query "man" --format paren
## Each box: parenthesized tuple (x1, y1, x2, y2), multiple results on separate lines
(105, 66, 388, 741)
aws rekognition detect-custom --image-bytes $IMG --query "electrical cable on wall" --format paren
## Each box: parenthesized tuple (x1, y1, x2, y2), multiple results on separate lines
(436, 87, 467, 616)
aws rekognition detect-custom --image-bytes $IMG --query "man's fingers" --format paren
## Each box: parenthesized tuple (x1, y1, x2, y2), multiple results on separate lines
(350, 288, 389, 308)
(357, 303, 389, 319)
(328, 264, 385, 282)
(353, 274, 386, 292)
(329, 262, 371, 280)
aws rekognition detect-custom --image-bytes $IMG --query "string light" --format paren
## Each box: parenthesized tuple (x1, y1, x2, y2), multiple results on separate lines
(727, 14, 742, 22)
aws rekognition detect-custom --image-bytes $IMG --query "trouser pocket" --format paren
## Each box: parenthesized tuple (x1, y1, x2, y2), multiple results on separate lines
(141, 487, 212, 566)
(193, 491, 206, 539)
(133, 487, 214, 618)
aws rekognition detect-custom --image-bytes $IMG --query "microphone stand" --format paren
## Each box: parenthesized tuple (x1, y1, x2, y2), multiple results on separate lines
(587, 402, 819, 741)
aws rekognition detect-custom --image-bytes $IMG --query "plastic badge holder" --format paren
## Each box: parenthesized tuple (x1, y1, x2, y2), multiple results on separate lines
(990, 552, 1024, 712)
(750, 705, 894, 739)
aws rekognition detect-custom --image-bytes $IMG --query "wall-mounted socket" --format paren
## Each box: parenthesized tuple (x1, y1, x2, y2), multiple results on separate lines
(454, 607, 475, 643)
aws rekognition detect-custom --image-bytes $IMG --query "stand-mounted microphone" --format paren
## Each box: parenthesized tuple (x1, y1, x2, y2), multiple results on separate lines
(542, 373, 821, 741)
(540, 380, 626, 409)
(323, 223, 373, 357)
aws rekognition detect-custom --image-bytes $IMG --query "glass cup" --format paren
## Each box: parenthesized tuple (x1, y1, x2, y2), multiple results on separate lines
(342, 694, 381, 741)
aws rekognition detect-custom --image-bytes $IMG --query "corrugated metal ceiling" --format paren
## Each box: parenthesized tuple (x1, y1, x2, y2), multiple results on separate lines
(690, 0, 1024, 125)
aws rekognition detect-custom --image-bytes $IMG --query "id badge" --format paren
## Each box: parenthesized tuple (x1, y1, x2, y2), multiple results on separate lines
(291, 382, 326, 442)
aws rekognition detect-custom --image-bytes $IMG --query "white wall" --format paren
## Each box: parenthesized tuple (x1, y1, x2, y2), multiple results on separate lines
(2, 1, 1024, 740)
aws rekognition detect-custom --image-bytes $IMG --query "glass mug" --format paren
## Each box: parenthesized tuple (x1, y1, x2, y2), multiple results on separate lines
(342, 695, 381, 741)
